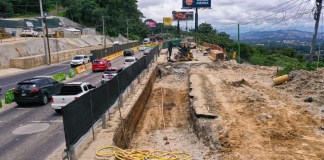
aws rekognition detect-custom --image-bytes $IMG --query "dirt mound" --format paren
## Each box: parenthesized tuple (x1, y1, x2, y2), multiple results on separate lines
(190, 62, 324, 159)
(276, 68, 324, 107)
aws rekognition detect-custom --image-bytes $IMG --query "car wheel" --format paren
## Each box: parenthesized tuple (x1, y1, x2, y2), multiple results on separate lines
(55, 109, 62, 114)
(16, 102, 25, 106)
(41, 94, 49, 105)
(92, 70, 96, 73)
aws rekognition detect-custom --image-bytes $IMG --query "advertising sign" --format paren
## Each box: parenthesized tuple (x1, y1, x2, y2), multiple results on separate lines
(163, 17, 172, 26)
(172, 11, 194, 21)
(145, 19, 157, 28)
(182, 0, 211, 8)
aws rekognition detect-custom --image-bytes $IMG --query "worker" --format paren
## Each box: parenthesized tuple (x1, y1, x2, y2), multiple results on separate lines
(167, 42, 173, 60)
(232, 51, 237, 60)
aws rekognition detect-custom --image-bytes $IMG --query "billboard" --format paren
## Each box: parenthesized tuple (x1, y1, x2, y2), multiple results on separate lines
(163, 17, 172, 26)
(172, 11, 194, 21)
(144, 19, 157, 28)
(182, 0, 211, 8)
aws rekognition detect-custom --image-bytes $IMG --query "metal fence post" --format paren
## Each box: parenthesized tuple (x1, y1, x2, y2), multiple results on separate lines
(102, 113, 107, 129)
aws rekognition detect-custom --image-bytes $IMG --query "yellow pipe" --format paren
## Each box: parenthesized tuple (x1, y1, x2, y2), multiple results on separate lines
(273, 74, 289, 85)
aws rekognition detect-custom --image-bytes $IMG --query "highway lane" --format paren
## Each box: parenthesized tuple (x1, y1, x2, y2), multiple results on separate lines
(0, 51, 144, 160)
(0, 62, 71, 99)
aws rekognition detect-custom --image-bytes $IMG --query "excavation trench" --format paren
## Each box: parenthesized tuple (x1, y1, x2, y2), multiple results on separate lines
(112, 64, 219, 159)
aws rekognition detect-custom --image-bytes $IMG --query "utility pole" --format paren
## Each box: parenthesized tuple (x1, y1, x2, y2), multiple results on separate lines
(309, 0, 323, 63)
(126, 19, 132, 42)
(39, 0, 49, 65)
(238, 24, 241, 63)
(195, 7, 198, 32)
(43, 14, 51, 64)
(102, 16, 106, 49)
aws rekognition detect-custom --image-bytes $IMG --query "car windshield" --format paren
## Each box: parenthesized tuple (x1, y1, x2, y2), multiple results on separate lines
(104, 70, 118, 74)
(59, 86, 82, 95)
(16, 83, 37, 90)
(94, 60, 104, 64)
(73, 56, 83, 60)
(125, 59, 135, 62)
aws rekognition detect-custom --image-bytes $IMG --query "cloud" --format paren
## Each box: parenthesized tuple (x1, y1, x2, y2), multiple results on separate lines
(138, 0, 316, 33)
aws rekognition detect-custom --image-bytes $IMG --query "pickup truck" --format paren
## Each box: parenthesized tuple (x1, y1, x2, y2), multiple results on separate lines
(51, 82, 96, 113)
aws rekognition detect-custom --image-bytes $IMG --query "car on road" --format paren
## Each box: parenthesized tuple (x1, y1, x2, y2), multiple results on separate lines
(143, 38, 150, 44)
(138, 45, 147, 51)
(101, 67, 123, 84)
(123, 49, 134, 56)
(124, 57, 137, 67)
(13, 77, 63, 105)
(19, 27, 40, 37)
(113, 41, 120, 45)
(51, 82, 96, 113)
(143, 48, 152, 56)
(92, 59, 111, 72)
(70, 55, 90, 67)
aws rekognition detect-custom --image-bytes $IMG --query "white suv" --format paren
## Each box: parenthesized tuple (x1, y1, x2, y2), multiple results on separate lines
(70, 55, 90, 67)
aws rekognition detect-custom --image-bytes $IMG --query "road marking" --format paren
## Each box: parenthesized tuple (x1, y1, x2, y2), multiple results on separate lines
(29, 120, 63, 123)
(43, 66, 70, 76)
(1, 66, 70, 88)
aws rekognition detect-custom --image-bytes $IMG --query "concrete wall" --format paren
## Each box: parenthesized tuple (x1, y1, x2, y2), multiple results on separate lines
(10, 46, 102, 69)
(0, 35, 127, 69)
(113, 67, 157, 148)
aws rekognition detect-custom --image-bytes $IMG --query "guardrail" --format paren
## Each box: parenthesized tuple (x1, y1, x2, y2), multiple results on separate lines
(62, 46, 159, 152)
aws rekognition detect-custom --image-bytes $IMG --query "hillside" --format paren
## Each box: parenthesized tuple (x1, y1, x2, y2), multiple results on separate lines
(236, 30, 324, 43)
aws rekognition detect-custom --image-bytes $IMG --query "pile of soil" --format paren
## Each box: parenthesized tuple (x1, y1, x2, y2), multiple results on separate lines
(190, 62, 324, 159)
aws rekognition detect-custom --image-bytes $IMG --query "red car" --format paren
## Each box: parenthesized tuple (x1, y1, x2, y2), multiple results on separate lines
(92, 59, 111, 72)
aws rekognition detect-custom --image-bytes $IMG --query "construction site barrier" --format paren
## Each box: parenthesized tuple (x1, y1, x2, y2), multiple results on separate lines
(62, 45, 159, 151)
(75, 65, 86, 74)
(5, 89, 14, 104)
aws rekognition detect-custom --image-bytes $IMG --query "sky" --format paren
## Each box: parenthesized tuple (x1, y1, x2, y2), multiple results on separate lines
(138, 0, 320, 34)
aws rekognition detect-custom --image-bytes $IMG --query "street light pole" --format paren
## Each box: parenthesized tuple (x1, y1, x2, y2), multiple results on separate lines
(39, 0, 49, 65)
(126, 19, 132, 42)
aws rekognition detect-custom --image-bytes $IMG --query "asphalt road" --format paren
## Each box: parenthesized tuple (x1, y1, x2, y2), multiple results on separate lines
(0, 51, 143, 160)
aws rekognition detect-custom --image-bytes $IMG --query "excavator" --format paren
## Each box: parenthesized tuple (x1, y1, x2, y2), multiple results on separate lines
(174, 41, 194, 61)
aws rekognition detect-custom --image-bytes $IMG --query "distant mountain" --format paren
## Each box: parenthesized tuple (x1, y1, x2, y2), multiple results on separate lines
(234, 30, 324, 42)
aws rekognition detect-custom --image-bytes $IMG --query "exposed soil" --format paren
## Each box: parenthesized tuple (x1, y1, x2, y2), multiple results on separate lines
(129, 64, 218, 159)
(129, 62, 324, 160)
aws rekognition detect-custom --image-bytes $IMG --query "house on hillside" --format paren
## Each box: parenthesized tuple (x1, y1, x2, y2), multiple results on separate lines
(0, 16, 95, 37)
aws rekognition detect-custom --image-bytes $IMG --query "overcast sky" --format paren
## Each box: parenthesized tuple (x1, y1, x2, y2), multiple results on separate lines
(138, 0, 318, 34)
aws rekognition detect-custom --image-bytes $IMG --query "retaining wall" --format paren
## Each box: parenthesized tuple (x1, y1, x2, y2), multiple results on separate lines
(10, 46, 102, 69)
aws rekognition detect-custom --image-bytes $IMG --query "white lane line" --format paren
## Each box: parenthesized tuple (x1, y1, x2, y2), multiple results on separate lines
(1, 66, 70, 88)
(28, 120, 63, 123)
(43, 66, 70, 76)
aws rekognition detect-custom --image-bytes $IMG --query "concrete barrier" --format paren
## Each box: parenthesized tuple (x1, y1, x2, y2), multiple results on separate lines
(84, 63, 92, 70)
(75, 65, 86, 74)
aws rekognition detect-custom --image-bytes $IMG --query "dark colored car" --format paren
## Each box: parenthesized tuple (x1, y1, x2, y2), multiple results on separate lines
(13, 77, 64, 105)
(123, 49, 134, 56)
(92, 59, 111, 72)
